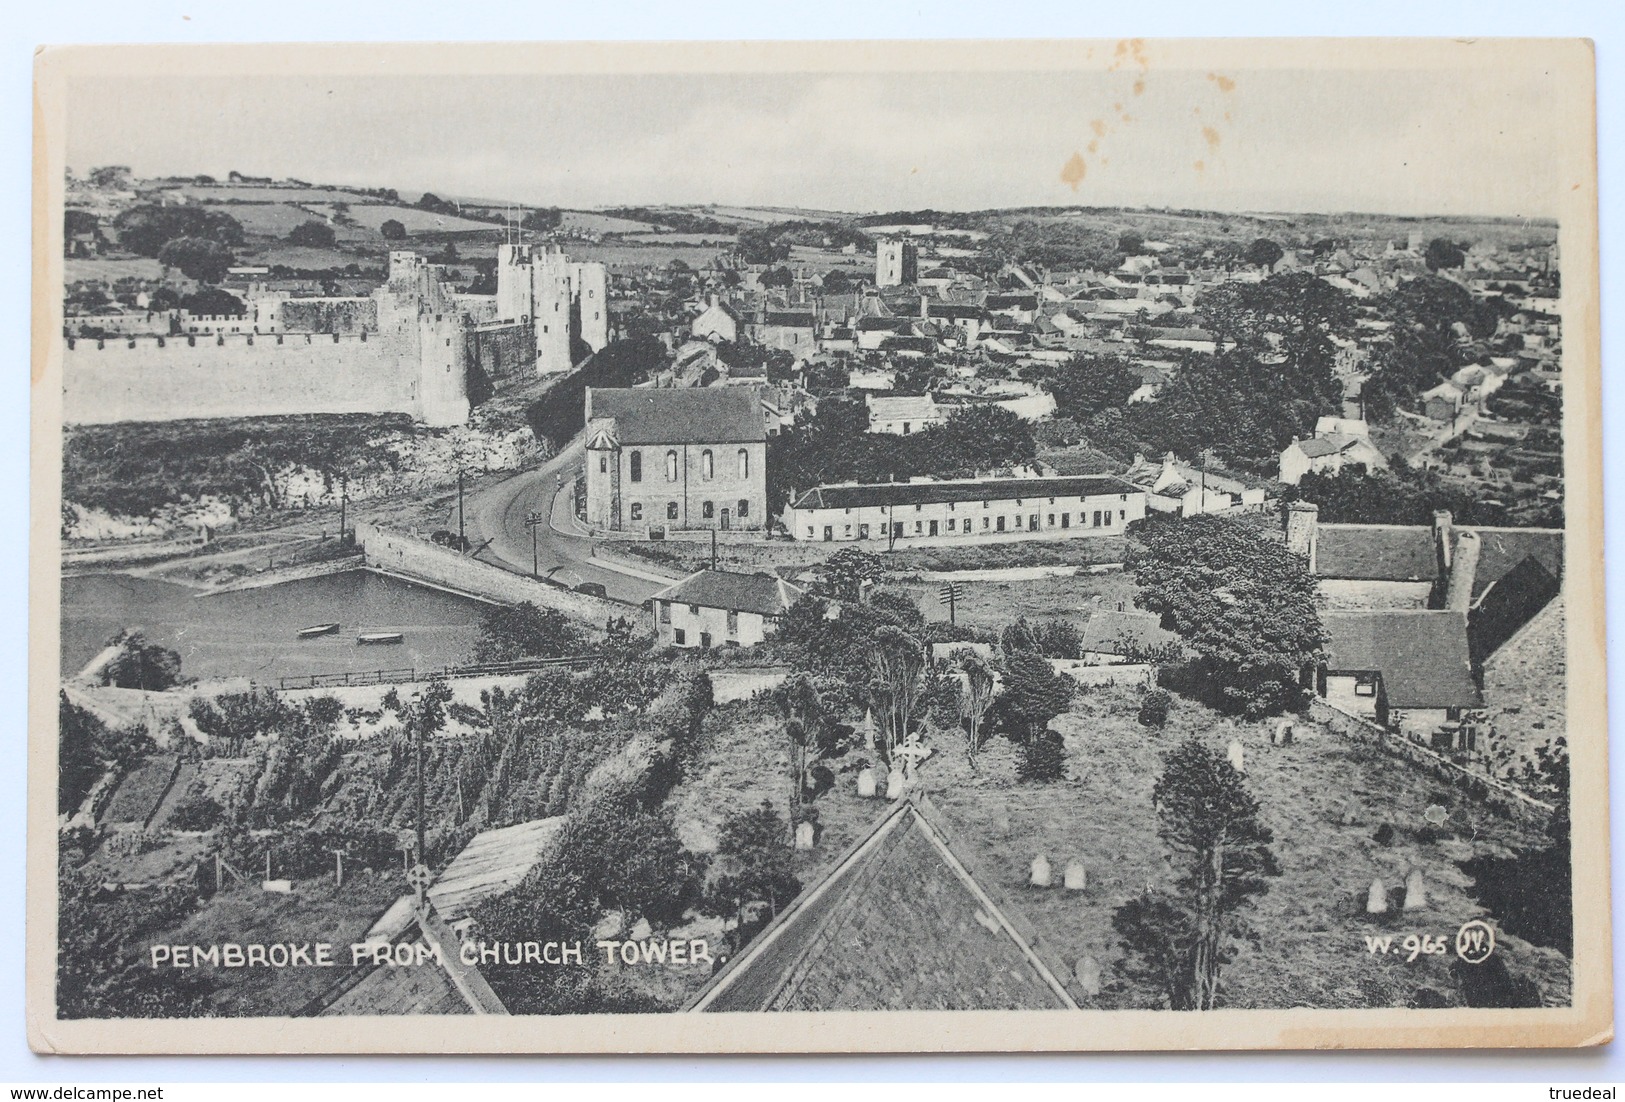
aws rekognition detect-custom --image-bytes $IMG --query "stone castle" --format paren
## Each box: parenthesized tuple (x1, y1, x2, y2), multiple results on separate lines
(62, 247, 609, 428)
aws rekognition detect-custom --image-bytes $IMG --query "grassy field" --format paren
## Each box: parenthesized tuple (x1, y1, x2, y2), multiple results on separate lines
(560, 210, 659, 234)
(65, 257, 164, 283)
(566, 242, 727, 271)
(671, 681, 1569, 1010)
(890, 570, 1142, 633)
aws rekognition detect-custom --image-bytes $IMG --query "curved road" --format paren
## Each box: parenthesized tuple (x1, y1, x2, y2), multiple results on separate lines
(447, 438, 673, 607)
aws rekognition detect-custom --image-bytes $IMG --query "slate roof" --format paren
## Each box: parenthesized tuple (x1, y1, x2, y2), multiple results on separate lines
(1078, 609, 1179, 658)
(311, 907, 508, 1017)
(1315, 524, 1440, 582)
(585, 386, 766, 445)
(687, 795, 1079, 1012)
(855, 316, 909, 332)
(428, 818, 564, 925)
(762, 311, 816, 328)
(986, 293, 1038, 311)
(867, 395, 943, 422)
(1323, 610, 1482, 710)
(1462, 527, 1563, 600)
(790, 475, 1139, 511)
(1295, 436, 1357, 459)
(652, 569, 804, 617)
(1467, 554, 1561, 664)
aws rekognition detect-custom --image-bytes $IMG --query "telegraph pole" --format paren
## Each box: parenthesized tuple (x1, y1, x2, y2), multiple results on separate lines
(457, 469, 466, 551)
(525, 511, 543, 577)
(338, 473, 348, 543)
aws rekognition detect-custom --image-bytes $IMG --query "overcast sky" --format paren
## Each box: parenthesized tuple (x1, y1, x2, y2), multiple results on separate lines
(62, 51, 1576, 218)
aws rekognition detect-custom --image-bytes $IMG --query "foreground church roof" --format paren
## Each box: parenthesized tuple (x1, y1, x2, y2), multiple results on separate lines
(686, 794, 1081, 1012)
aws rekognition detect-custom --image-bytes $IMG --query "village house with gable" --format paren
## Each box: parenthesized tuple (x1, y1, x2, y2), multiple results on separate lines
(649, 568, 805, 650)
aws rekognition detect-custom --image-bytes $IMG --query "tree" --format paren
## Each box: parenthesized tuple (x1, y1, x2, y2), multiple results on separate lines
(772, 675, 849, 832)
(156, 237, 234, 283)
(415, 192, 458, 216)
(473, 602, 586, 663)
(59, 694, 153, 816)
(111, 204, 244, 256)
(287, 219, 336, 247)
(1244, 238, 1284, 271)
(379, 218, 407, 241)
(179, 287, 245, 317)
(521, 207, 562, 232)
(1459, 737, 1572, 957)
(705, 800, 802, 949)
(820, 269, 855, 294)
(998, 650, 1074, 742)
(818, 547, 884, 602)
(1138, 688, 1173, 728)
(760, 266, 794, 289)
(1118, 229, 1146, 255)
(1424, 237, 1467, 272)
(1129, 514, 1324, 718)
(865, 625, 926, 766)
(1112, 737, 1279, 1009)
(1042, 353, 1143, 421)
(957, 653, 996, 771)
(100, 633, 183, 691)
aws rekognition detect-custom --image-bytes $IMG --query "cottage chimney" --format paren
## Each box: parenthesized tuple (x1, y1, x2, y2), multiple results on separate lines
(1444, 529, 1481, 612)
(1433, 510, 1455, 572)
(1284, 501, 1319, 574)
(919, 294, 930, 321)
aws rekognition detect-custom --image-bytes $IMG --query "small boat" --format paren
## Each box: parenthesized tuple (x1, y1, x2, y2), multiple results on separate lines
(297, 623, 341, 639)
(356, 631, 405, 646)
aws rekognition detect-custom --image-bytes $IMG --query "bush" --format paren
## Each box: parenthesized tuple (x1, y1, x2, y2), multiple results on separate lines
(287, 220, 337, 248)
(1137, 688, 1172, 728)
(1017, 729, 1067, 783)
(167, 794, 224, 832)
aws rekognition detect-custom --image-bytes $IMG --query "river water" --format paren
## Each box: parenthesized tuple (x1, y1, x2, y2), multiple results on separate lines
(60, 569, 489, 684)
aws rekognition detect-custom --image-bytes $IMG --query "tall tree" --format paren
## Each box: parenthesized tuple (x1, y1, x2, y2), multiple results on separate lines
(997, 649, 1074, 742)
(865, 625, 925, 766)
(1243, 238, 1284, 271)
(956, 653, 996, 771)
(1112, 737, 1279, 1009)
(1129, 514, 1323, 718)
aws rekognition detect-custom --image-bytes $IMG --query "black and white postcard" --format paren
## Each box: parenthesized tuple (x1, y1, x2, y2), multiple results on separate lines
(27, 38, 1608, 1052)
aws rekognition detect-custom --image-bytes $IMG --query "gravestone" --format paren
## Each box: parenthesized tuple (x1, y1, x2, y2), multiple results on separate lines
(886, 768, 906, 801)
(1030, 855, 1052, 888)
(1272, 721, 1294, 747)
(1064, 860, 1087, 891)
(856, 768, 877, 798)
(261, 879, 292, 894)
(1365, 877, 1388, 914)
(1227, 739, 1246, 772)
(1074, 956, 1102, 998)
(1403, 867, 1427, 910)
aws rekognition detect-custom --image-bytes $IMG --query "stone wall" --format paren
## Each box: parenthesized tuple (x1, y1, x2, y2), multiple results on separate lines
(64, 332, 428, 425)
(466, 321, 536, 382)
(355, 523, 621, 633)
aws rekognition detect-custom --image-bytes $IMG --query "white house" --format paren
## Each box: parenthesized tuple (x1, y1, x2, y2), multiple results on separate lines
(649, 569, 804, 649)
(866, 394, 948, 435)
(784, 474, 1146, 544)
(1279, 431, 1389, 486)
(1122, 453, 1269, 516)
(691, 295, 742, 344)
